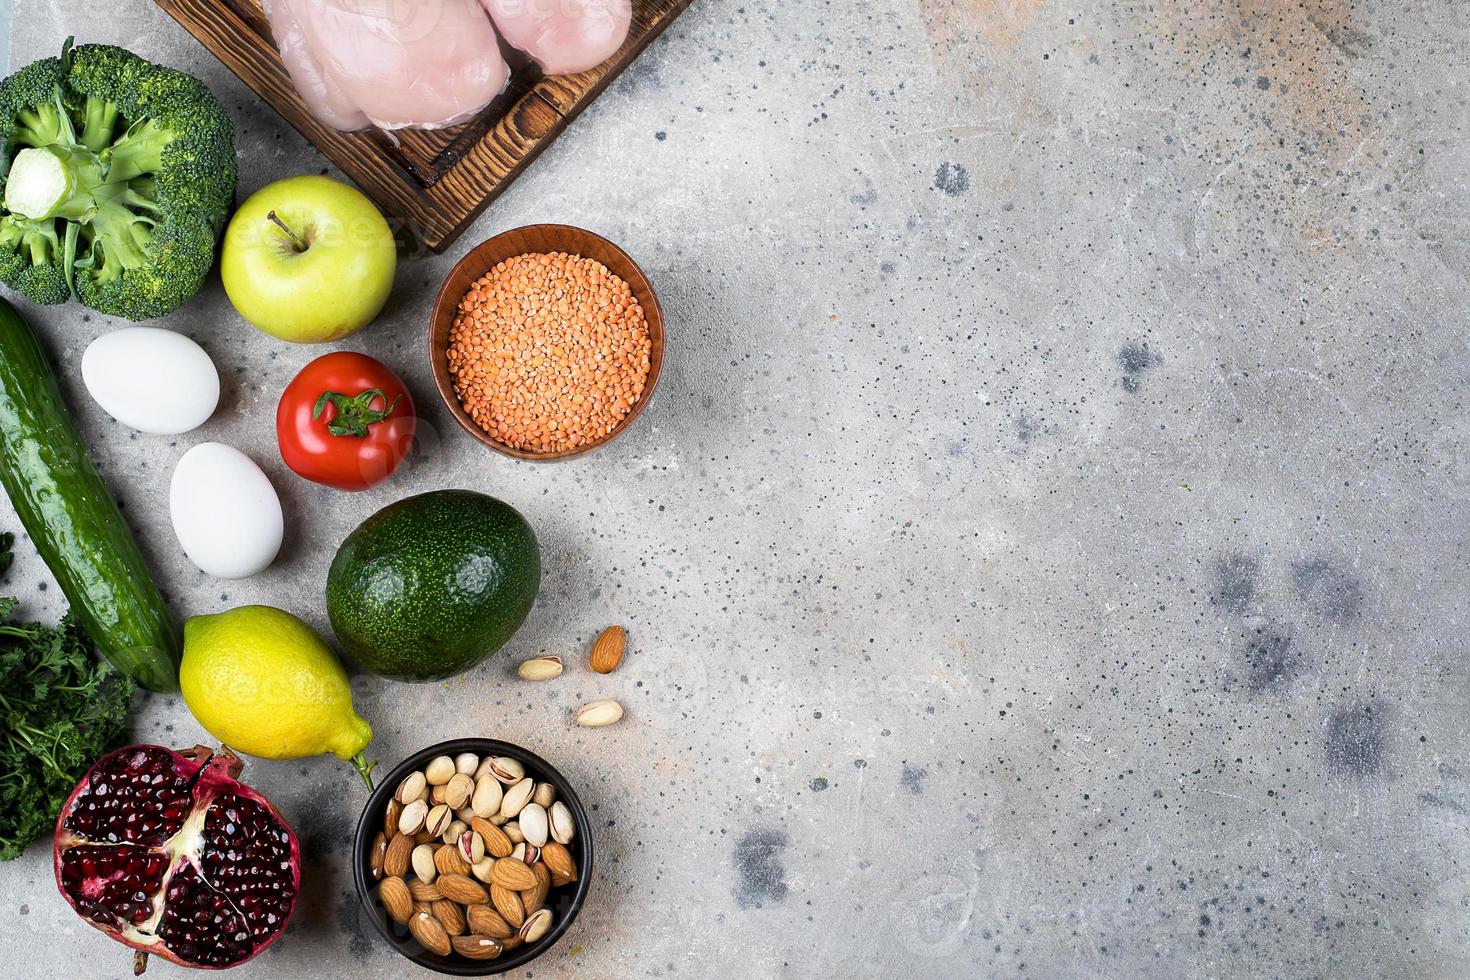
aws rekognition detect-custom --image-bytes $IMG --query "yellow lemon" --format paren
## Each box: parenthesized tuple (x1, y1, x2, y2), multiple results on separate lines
(182, 605, 374, 785)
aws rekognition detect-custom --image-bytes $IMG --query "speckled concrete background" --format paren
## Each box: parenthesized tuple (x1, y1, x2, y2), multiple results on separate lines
(2, 1, 1469, 977)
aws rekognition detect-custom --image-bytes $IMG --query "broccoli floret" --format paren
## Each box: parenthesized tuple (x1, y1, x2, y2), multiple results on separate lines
(0, 57, 67, 153)
(0, 215, 70, 304)
(73, 206, 215, 321)
(0, 40, 236, 318)
(68, 45, 237, 228)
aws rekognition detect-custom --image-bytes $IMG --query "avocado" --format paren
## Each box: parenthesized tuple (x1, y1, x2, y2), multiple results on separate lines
(326, 489, 540, 681)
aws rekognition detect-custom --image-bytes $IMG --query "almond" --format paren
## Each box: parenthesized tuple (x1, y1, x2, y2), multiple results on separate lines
(383, 832, 413, 878)
(431, 898, 467, 936)
(521, 861, 551, 914)
(379, 876, 412, 924)
(408, 878, 442, 903)
(540, 841, 576, 880)
(383, 798, 403, 839)
(437, 873, 489, 905)
(490, 883, 524, 928)
(435, 843, 470, 877)
(471, 817, 505, 854)
(490, 856, 537, 891)
(451, 935, 504, 960)
(588, 624, 625, 673)
(409, 910, 451, 957)
(368, 832, 387, 880)
(467, 903, 514, 939)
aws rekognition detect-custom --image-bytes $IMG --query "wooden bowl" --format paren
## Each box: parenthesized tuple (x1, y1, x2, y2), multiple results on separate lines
(428, 224, 665, 460)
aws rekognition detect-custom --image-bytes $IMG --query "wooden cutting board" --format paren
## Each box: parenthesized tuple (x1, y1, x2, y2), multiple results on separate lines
(153, 0, 694, 252)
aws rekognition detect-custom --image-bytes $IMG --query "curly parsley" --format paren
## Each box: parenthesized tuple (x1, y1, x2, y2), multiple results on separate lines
(0, 531, 134, 860)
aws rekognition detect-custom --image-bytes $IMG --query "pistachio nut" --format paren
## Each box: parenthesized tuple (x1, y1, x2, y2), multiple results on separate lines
(575, 699, 624, 728)
(425, 804, 453, 838)
(549, 801, 576, 844)
(395, 770, 427, 805)
(454, 752, 481, 776)
(459, 829, 485, 864)
(411, 843, 438, 883)
(531, 782, 556, 809)
(425, 755, 456, 786)
(519, 907, 553, 943)
(518, 802, 549, 847)
(471, 775, 504, 818)
(398, 799, 429, 836)
(444, 772, 474, 811)
(489, 756, 525, 784)
(499, 777, 534, 819)
(517, 656, 564, 681)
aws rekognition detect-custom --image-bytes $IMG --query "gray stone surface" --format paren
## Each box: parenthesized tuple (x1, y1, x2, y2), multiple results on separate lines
(3, 0, 1470, 977)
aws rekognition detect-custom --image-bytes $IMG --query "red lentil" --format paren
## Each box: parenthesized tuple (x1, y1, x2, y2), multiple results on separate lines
(445, 251, 652, 454)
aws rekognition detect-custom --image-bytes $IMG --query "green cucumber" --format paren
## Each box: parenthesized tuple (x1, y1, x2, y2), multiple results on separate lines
(0, 297, 178, 690)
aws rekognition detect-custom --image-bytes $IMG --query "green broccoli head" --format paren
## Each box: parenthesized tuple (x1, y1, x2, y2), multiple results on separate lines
(0, 40, 237, 318)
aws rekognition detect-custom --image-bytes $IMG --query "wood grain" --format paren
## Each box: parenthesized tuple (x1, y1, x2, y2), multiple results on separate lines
(152, 0, 695, 252)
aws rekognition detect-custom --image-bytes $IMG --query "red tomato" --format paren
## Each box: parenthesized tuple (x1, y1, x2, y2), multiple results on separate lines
(276, 352, 415, 491)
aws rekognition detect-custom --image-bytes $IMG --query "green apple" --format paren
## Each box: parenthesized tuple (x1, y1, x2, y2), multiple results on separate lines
(222, 176, 396, 344)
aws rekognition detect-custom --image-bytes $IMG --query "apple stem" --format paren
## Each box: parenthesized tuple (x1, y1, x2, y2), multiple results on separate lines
(266, 210, 309, 253)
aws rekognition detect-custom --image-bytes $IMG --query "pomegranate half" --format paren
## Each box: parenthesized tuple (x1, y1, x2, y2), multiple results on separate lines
(53, 744, 300, 973)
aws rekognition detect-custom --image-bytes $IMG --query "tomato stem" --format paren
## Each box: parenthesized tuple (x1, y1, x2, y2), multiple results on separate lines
(313, 388, 402, 438)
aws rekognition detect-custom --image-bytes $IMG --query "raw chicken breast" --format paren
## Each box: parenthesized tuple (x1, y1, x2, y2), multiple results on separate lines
(287, 0, 509, 131)
(480, 0, 632, 76)
(267, 0, 370, 131)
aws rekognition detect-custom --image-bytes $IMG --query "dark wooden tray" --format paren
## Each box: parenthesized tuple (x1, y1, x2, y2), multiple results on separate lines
(153, 0, 693, 251)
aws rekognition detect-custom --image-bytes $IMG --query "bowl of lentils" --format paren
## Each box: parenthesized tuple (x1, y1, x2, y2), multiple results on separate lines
(428, 224, 664, 460)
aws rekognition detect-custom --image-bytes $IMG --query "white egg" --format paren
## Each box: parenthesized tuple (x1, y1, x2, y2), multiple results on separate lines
(81, 327, 220, 435)
(170, 443, 284, 579)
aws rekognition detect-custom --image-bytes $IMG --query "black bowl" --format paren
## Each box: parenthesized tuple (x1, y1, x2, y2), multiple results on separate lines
(352, 738, 594, 975)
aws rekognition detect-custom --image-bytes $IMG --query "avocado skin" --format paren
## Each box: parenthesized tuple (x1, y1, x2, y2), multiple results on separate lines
(326, 489, 541, 681)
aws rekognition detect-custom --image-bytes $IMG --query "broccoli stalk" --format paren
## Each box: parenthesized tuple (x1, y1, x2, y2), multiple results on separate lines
(4, 144, 107, 221)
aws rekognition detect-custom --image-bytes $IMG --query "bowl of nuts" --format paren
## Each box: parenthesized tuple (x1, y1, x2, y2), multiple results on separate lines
(353, 738, 592, 974)
(428, 223, 665, 461)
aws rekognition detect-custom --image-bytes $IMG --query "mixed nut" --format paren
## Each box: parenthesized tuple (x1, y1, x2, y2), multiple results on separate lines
(369, 749, 580, 963)
(518, 623, 629, 727)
